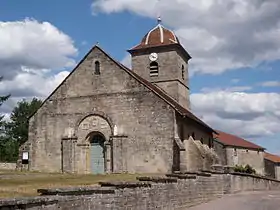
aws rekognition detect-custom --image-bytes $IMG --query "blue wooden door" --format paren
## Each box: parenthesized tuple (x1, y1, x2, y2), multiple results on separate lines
(90, 136, 105, 174)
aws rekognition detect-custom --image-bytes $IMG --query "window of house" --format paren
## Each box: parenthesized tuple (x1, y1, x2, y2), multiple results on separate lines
(95, 61, 100, 75)
(234, 148, 237, 156)
(150, 61, 159, 77)
(182, 65, 185, 80)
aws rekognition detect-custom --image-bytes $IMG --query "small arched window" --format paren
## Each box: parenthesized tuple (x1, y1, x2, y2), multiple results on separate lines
(95, 61, 100, 75)
(182, 65, 185, 80)
(150, 61, 159, 77)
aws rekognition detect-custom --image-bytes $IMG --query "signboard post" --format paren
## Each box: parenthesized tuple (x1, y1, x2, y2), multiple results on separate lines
(21, 152, 29, 171)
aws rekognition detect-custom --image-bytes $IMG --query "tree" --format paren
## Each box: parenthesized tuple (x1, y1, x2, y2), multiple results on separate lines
(6, 98, 42, 146)
(0, 77, 10, 130)
(0, 76, 11, 161)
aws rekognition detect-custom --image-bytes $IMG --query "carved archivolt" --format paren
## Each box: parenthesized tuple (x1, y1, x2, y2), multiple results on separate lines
(76, 114, 112, 142)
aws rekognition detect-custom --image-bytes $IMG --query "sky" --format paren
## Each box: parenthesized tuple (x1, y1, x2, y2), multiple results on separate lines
(0, 0, 279, 154)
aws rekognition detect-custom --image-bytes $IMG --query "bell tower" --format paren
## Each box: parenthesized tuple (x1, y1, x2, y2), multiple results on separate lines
(128, 18, 192, 110)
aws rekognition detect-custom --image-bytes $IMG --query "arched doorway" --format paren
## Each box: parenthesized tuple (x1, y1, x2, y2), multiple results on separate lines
(89, 133, 105, 174)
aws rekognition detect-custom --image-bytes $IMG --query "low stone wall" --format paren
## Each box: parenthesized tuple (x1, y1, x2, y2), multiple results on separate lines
(0, 162, 16, 170)
(0, 172, 280, 210)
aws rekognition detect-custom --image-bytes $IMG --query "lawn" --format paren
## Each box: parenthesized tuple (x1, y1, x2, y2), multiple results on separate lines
(0, 170, 143, 198)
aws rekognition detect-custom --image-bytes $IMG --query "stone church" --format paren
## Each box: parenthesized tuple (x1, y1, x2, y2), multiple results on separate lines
(19, 19, 220, 174)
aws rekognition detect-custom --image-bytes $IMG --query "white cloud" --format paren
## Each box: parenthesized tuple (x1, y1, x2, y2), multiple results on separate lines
(0, 70, 70, 114)
(0, 71, 70, 97)
(121, 53, 132, 68)
(0, 18, 77, 79)
(191, 91, 280, 140)
(201, 86, 252, 93)
(92, 0, 280, 75)
(0, 19, 76, 115)
(260, 81, 280, 87)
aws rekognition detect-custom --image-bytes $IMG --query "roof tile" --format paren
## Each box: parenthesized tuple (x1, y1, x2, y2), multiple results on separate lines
(214, 130, 264, 150)
(265, 152, 280, 163)
(131, 24, 179, 51)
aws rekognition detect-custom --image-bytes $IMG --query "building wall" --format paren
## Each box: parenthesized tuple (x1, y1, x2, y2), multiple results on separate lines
(131, 47, 190, 109)
(0, 163, 16, 170)
(275, 164, 280, 180)
(213, 141, 227, 165)
(226, 147, 265, 175)
(23, 47, 176, 174)
(264, 159, 276, 179)
(175, 116, 219, 172)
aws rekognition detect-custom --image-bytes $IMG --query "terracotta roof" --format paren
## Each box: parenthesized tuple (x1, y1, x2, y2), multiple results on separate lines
(128, 22, 191, 61)
(214, 130, 265, 150)
(130, 23, 180, 51)
(265, 152, 280, 163)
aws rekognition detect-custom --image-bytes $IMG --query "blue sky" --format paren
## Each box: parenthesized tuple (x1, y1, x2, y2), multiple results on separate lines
(0, 0, 279, 154)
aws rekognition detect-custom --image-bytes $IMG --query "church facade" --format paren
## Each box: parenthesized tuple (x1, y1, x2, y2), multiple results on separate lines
(19, 21, 220, 174)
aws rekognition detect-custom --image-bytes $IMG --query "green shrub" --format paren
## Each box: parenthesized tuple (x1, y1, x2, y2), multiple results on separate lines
(244, 164, 256, 174)
(234, 164, 256, 174)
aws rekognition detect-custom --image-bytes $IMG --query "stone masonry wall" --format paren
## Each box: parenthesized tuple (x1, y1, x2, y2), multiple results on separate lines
(1, 172, 280, 210)
(0, 163, 16, 170)
(131, 47, 190, 110)
(226, 147, 265, 175)
(264, 158, 276, 179)
(24, 46, 175, 174)
(213, 140, 227, 165)
(276, 164, 280, 180)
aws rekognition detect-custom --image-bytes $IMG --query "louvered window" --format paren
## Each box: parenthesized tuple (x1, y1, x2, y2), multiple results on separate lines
(150, 62, 159, 77)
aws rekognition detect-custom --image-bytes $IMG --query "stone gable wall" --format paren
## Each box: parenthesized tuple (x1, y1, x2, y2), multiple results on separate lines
(1, 172, 280, 210)
(24, 47, 176, 174)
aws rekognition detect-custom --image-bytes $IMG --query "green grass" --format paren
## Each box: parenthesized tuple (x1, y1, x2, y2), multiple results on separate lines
(0, 170, 144, 198)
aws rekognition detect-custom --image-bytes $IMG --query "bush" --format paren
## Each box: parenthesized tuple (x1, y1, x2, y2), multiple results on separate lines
(234, 164, 256, 174)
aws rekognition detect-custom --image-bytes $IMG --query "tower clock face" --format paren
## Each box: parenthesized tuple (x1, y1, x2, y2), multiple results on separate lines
(149, 53, 158, 61)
